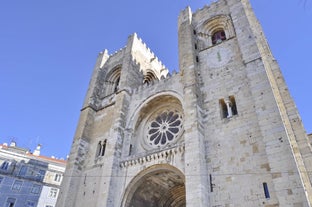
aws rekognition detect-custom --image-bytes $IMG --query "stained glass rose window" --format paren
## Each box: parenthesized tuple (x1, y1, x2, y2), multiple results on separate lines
(147, 111, 182, 146)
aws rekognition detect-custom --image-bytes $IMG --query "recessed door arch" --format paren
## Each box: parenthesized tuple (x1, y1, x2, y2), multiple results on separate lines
(121, 164, 186, 207)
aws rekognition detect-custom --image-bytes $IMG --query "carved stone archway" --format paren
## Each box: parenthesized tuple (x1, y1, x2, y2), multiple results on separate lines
(122, 165, 186, 207)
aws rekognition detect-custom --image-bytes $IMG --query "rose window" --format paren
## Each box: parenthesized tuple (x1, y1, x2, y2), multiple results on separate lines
(147, 111, 183, 147)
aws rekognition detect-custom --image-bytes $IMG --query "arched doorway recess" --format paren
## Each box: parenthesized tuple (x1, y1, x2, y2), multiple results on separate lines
(122, 165, 186, 207)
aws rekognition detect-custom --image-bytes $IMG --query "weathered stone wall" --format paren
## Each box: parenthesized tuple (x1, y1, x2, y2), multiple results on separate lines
(57, 0, 312, 206)
(187, 0, 311, 206)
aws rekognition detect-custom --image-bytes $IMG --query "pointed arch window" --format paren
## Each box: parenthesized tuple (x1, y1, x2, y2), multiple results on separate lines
(212, 30, 226, 45)
(104, 66, 121, 96)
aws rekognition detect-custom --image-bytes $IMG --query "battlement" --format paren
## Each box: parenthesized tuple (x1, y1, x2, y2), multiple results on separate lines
(108, 46, 127, 59)
(192, 0, 228, 24)
(98, 47, 126, 69)
(178, 0, 227, 27)
(194, 0, 226, 13)
(130, 33, 169, 79)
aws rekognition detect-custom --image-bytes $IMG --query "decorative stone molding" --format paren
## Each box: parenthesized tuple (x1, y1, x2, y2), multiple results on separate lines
(120, 144, 185, 168)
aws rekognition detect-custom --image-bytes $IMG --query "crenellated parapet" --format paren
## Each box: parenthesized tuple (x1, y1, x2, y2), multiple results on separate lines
(101, 47, 127, 69)
(130, 33, 169, 80)
(192, 0, 226, 17)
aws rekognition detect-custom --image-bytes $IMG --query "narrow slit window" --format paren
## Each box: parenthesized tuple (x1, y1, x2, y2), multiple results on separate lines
(196, 56, 199, 62)
(229, 96, 238, 116)
(114, 77, 120, 93)
(96, 141, 102, 157)
(219, 99, 228, 119)
(129, 144, 133, 155)
(209, 174, 215, 192)
(263, 182, 270, 199)
(101, 139, 107, 156)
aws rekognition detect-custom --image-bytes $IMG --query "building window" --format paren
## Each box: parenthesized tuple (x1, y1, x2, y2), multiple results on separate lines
(5, 198, 16, 207)
(26, 200, 36, 207)
(36, 169, 45, 181)
(96, 140, 107, 157)
(18, 165, 27, 176)
(196, 56, 199, 62)
(45, 205, 53, 207)
(101, 140, 107, 156)
(219, 99, 228, 119)
(96, 141, 101, 157)
(48, 187, 59, 198)
(212, 30, 226, 45)
(129, 144, 133, 156)
(104, 66, 121, 96)
(209, 174, 215, 192)
(114, 77, 120, 92)
(1, 161, 10, 170)
(12, 180, 23, 191)
(263, 182, 270, 199)
(220, 96, 238, 119)
(54, 174, 62, 182)
(31, 184, 41, 194)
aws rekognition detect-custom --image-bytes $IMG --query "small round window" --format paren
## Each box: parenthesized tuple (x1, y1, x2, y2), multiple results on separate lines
(147, 111, 183, 147)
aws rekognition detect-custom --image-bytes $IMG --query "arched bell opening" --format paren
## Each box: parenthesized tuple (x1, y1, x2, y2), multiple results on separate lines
(143, 70, 158, 85)
(104, 66, 121, 96)
(122, 165, 186, 207)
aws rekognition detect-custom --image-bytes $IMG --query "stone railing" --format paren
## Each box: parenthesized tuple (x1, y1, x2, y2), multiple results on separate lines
(120, 144, 185, 168)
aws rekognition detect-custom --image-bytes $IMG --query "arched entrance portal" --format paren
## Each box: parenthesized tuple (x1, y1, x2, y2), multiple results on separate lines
(122, 165, 186, 207)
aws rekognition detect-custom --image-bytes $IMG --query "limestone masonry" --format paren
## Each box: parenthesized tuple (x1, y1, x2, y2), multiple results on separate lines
(56, 0, 312, 206)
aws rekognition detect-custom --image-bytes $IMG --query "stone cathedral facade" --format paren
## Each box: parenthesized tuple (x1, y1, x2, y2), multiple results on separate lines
(56, 0, 312, 206)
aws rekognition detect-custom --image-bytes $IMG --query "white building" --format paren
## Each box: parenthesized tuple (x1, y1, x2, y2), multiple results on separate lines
(0, 142, 66, 207)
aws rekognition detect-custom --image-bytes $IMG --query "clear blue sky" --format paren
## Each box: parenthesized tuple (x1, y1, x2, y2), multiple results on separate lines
(0, 0, 311, 158)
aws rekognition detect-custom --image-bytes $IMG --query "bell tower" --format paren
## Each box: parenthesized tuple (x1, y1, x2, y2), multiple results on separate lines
(177, 0, 312, 206)
(57, 0, 312, 206)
